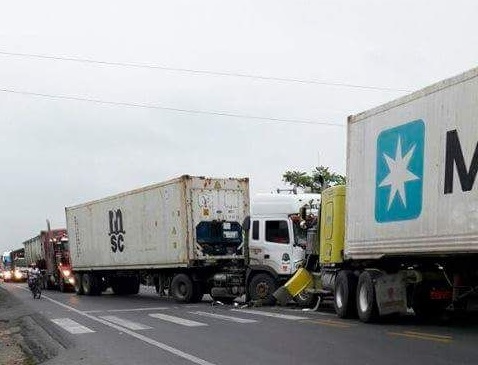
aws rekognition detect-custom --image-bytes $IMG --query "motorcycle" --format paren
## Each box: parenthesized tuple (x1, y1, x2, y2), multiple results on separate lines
(29, 275, 42, 299)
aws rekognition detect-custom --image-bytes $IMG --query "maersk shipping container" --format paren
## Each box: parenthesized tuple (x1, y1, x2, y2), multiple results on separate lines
(66, 175, 249, 271)
(346, 67, 478, 259)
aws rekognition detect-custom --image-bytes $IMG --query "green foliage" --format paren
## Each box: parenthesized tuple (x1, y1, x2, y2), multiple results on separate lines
(282, 166, 346, 193)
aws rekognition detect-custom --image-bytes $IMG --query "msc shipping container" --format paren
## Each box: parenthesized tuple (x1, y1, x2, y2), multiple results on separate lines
(66, 175, 250, 302)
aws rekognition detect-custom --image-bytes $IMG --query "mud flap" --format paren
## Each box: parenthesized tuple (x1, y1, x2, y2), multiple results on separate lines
(375, 273, 407, 316)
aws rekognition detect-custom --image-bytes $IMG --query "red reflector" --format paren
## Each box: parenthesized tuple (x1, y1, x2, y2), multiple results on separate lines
(430, 290, 452, 300)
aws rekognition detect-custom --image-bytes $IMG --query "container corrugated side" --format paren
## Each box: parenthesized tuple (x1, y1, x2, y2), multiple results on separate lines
(66, 176, 249, 270)
(346, 66, 478, 259)
(23, 235, 43, 265)
(67, 176, 189, 270)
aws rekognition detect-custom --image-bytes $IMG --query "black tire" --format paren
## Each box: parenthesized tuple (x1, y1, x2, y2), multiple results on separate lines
(191, 283, 204, 303)
(334, 270, 358, 318)
(74, 273, 84, 295)
(248, 273, 277, 305)
(170, 273, 194, 303)
(356, 271, 380, 323)
(127, 276, 140, 295)
(294, 292, 319, 308)
(111, 278, 125, 295)
(82, 273, 99, 296)
(59, 278, 66, 293)
(43, 275, 53, 290)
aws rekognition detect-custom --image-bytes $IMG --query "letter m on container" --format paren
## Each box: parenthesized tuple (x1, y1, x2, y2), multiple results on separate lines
(109, 209, 125, 253)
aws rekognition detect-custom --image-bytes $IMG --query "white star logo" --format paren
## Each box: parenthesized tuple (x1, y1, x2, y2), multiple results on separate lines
(379, 136, 420, 210)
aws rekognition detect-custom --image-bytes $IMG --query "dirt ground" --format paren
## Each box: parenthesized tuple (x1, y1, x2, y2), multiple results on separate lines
(0, 287, 35, 365)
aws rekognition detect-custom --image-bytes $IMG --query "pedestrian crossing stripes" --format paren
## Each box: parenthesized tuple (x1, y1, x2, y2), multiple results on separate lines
(99, 315, 152, 330)
(189, 311, 258, 323)
(51, 308, 311, 336)
(149, 313, 208, 327)
(231, 309, 307, 320)
(51, 318, 95, 334)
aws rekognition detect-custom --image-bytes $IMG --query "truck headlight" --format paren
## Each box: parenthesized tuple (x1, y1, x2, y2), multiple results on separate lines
(68, 277, 75, 284)
(62, 270, 71, 277)
(14, 270, 22, 279)
(4, 271, 12, 279)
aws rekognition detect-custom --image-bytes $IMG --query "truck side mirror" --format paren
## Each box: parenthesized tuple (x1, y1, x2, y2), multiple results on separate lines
(242, 216, 251, 231)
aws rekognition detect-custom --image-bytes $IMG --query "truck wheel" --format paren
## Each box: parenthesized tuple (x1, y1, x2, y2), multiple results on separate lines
(356, 271, 379, 323)
(42, 276, 48, 290)
(74, 273, 84, 295)
(248, 273, 277, 305)
(82, 273, 99, 296)
(43, 275, 53, 290)
(334, 270, 357, 318)
(59, 278, 65, 293)
(111, 278, 125, 295)
(171, 274, 194, 303)
(294, 292, 318, 308)
(127, 276, 140, 295)
(191, 283, 204, 303)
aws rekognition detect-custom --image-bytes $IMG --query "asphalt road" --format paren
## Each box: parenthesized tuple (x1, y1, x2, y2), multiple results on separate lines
(3, 282, 478, 365)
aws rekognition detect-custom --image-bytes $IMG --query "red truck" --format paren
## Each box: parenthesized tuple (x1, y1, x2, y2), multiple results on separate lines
(23, 228, 74, 292)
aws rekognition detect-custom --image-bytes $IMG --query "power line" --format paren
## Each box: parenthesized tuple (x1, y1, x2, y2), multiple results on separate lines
(0, 50, 412, 93)
(0, 87, 346, 127)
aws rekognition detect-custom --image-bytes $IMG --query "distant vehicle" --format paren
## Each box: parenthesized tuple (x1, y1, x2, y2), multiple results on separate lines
(23, 229, 74, 292)
(1, 249, 28, 282)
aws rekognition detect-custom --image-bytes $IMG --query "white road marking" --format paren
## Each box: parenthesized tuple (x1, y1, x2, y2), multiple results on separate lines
(51, 318, 95, 334)
(84, 307, 169, 314)
(149, 313, 208, 327)
(99, 316, 152, 330)
(107, 307, 169, 313)
(231, 309, 307, 320)
(283, 308, 335, 317)
(189, 311, 258, 324)
(39, 294, 216, 365)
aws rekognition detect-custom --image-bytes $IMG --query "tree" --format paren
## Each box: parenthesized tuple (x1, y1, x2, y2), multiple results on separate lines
(282, 166, 346, 193)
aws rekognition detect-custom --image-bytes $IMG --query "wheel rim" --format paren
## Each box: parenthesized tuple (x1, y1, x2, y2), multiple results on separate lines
(82, 275, 90, 293)
(257, 282, 269, 298)
(359, 285, 369, 312)
(178, 282, 187, 297)
(336, 287, 343, 309)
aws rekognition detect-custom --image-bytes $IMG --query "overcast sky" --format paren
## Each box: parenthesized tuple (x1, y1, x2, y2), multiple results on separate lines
(1, 1, 478, 253)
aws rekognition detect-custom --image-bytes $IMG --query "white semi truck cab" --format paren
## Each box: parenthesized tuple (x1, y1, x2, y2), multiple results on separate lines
(246, 193, 320, 304)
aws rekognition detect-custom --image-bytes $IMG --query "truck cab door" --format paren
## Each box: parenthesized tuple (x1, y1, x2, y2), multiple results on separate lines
(249, 218, 295, 276)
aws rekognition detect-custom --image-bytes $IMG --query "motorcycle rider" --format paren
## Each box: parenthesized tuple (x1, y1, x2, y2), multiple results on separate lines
(27, 263, 41, 289)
